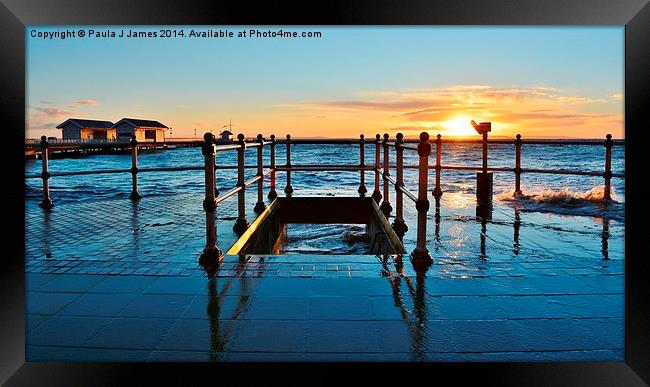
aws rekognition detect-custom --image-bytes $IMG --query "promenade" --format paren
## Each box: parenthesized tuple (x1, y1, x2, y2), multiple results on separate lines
(25, 189, 624, 361)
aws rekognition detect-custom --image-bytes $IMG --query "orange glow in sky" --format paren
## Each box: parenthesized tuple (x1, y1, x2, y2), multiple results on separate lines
(27, 27, 624, 140)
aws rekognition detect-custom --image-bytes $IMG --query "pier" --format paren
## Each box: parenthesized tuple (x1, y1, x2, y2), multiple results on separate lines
(23, 137, 215, 159)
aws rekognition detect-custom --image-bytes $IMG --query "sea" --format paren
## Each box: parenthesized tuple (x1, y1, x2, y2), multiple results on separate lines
(25, 142, 625, 256)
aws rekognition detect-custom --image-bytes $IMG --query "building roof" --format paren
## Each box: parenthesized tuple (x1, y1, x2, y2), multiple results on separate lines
(56, 118, 115, 129)
(114, 118, 169, 129)
(219, 130, 233, 135)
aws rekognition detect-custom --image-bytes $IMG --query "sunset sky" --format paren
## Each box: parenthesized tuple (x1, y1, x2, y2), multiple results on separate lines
(27, 26, 624, 139)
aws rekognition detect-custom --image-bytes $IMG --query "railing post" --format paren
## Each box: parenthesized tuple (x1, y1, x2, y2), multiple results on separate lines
(482, 131, 488, 173)
(431, 134, 443, 198)
(358, 134, 367, 197)
(129, 135, 141, 200)
(371, 134, 382, 203)
(604, 133, 613, 201)
(268, 134, 278, 200)
(476, 122, 493, 204)
(392, 133, 407, 237)
(514, 134, 522, 195)
(38, 136, 53, 209)
(233, 133, 249, 235)
(380, 133, 393, 216)
(199, 132, 223, 264)
(284, 134, 294, 197)
(254, 134, 267, 214)
(412, 132, 432, 270)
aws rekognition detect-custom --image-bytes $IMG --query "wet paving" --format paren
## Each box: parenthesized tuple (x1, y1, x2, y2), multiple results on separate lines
(25, 189, 624, 361)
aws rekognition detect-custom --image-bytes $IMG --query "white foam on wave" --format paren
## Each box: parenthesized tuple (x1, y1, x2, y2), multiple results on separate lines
(498, 185, 621, 204)
(496, 185, 624, 221)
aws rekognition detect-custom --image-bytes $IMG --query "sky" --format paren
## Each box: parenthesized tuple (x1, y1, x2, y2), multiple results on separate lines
(27, 26, 624, 139)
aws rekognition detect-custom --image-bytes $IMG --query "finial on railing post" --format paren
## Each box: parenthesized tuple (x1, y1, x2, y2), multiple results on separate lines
(358, 134, 367, 197)
(514, 134, 522, 195)
(199, 132, 223, 265)
(268, 134, 278, 200)
(412, 132, 433, 273)
(604, 133, 613, 201)
(380, 133, 393, 216)
(431, 134, 443, 198)
(254, 134, 267, 214)
(392, 133, 407, 237)
(284, 134, 294, 197)
(233, 133, 249, 235)
(38, 135, 53, 209)
(371, 134, 382, 203)
(129, 134, 142, 200)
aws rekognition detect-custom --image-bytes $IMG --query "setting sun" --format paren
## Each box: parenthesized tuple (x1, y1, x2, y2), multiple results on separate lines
(442, 117, 476, 137)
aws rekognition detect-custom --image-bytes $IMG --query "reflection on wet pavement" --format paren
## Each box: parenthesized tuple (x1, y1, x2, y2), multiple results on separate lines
(25, 190, 623, 361)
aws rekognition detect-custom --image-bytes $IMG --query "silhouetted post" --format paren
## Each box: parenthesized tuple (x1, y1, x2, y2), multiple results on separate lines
(38, 136, 53, 209)
(472, 120, 493, 204)
(411, 132, 433, 270)
(268, 134, 277, 200)
(372, 134, 382, 203)
(284, 134, 293, 197)
(233, 133, 249, 235)
(358, 134, 367, 197)
(392, 133, 407, 236)
(432, 134, 443, 198)
(380, 133, 393, 216)
(254, 134, 266, 214)
(200, 132, 223, 264)
(514, 134, 522, 195)
(129, 135, 142, 200)
(482, 131, 488, 173)
(604, 134, 613, 201)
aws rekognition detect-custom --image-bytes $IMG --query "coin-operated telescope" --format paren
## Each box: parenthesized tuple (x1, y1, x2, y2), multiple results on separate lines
(471, 120, 493, 217)
(471, 120, 491, 135)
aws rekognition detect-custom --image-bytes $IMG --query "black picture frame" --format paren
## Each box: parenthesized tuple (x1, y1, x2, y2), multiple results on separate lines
(1, 0, 648, 385)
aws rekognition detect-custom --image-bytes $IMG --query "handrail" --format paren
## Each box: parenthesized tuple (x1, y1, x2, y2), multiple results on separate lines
(24, 164, 270, 179)
(275, 165, 376, 172)
(24, 162, 626, 180)
(385, 174, 418, 203)
(400, 139, 624, 149)
(215, 185, 241, 205)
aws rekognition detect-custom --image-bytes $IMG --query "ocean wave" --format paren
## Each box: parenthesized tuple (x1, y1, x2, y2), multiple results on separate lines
(496, 185, 624, 221)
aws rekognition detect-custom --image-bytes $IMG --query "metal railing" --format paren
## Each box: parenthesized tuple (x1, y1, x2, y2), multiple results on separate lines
(27, 131, 624, 269)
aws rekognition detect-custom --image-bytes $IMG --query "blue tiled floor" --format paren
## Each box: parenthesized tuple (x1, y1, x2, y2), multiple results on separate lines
(24, 191, 625, 361)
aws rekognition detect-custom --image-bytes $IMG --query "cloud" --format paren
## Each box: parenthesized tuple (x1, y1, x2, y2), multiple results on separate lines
(72, 99, 99, 106)
(28, 106, 80, 133)
(300, 85, 612, 115)
(286, 84, 623, 137)
(301, 99, 440, 112)
(32, 107, 77, 118)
